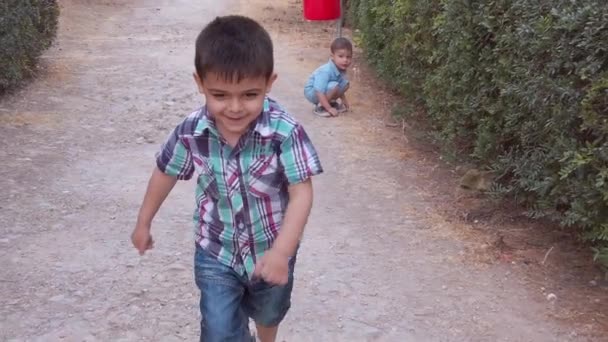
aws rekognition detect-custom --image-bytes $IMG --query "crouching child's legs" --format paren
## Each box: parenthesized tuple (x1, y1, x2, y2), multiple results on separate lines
(326, 80, 349, 101)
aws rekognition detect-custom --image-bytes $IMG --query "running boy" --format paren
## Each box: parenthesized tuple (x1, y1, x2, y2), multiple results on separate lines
(304, 37, 353, 117)
(131, 15, 323, 342)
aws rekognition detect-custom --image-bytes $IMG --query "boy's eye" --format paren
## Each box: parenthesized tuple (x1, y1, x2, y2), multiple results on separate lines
(245, 93, 259, 98)
(212, 93, 225, 98)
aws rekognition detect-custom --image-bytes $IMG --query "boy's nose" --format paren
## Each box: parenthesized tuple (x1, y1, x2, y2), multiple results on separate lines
(228, 98, 241, 113)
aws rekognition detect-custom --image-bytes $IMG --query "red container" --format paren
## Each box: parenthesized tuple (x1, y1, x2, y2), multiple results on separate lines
(303, 0, 341, 21)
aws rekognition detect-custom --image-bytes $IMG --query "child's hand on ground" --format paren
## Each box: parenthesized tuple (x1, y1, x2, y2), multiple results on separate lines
(253, 248, 290, 285)
(328, 107, 339, 117)
(342, 98, 350, 111)
(131, 224, 154, 255)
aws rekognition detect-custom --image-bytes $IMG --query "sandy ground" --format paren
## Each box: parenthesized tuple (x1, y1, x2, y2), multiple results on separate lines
(0, 0, 605, 341)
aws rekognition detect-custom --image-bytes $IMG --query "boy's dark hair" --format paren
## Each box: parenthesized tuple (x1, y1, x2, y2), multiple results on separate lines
(330, 37, 352, 53)
(195, 15, 273, 82)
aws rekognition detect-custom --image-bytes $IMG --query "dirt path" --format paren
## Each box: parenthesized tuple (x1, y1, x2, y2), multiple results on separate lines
(0, 0, 603, 341)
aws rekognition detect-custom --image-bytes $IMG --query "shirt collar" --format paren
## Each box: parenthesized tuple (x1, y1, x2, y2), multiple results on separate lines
(328, 59, 341, 77)
(193, 97, 273, 138)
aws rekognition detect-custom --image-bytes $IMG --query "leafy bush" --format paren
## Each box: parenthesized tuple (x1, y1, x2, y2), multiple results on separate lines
(349, 0, 608, 263)
(0, 0, 60, 93)
(348, 0, 441, 103)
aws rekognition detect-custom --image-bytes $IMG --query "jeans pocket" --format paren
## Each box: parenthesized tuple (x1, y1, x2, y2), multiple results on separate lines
(194, 246, 241, 289)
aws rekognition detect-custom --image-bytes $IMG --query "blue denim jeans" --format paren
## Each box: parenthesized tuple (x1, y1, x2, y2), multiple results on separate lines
(194, 245, 296, 342)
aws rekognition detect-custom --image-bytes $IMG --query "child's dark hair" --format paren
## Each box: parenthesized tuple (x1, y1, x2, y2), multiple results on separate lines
(330, 37, 352, 53)
(195, 15, 273, 82)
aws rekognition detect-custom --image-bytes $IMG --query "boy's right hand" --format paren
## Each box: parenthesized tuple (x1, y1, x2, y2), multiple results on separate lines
(131, 224, 154, 255)
(328, 108, 339, 117)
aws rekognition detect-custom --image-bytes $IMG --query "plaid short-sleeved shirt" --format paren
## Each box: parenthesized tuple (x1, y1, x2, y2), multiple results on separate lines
(156, 97, 323, 277)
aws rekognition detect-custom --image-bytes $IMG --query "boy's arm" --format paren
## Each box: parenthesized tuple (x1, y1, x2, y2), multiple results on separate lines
(312, 70, 338, 116)
(254, 180, 312, 285)
(132, 121, 195, 255)
(254, 125, 322, 285)
(271, 179, 313, 258)
(254, 179, 314, 285)
(315, 91, 338, 116)
(132, 168, 178, 255)
(340, 93, 349, 109)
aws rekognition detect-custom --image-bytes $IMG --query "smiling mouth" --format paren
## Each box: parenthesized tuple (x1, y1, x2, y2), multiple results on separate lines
(225, 116, 244, 121)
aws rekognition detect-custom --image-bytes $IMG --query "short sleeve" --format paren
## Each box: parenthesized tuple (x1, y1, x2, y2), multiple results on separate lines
(279, 124, 323, 184)
(156, 125, 194, 180)
(312, 68, 330, 93)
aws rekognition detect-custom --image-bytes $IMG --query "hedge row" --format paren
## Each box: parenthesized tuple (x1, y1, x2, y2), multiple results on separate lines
(348, 0, 608, 263)
(0, 0, 60, 93)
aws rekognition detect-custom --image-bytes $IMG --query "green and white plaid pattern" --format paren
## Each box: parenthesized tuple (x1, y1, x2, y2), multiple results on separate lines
(156, 98, 323, 277)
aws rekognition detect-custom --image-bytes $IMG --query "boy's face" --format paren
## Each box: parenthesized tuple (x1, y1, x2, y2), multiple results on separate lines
(331, 48, 352, 71)
(194, 72, 277, 142)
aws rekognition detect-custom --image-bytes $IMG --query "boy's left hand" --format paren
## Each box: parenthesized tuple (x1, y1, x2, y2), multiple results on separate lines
(253, 248, 290, 285)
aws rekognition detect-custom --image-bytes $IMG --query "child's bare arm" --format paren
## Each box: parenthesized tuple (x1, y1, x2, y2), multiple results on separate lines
(315, 91, 338, 116)
(254, 179, 314, 284)
(273, 179, 313, 257)
(340, 94, 350, 109)
(131, 167, 178, 254)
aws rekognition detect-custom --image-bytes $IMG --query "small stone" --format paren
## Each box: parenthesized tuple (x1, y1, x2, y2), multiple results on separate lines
(49, 294, 66, 302)
(546, 293, 557, 301)
(167, 263, 187, 272)
(82, 334, 98, 342)
(128, 289, 145, 297)
(136, 137, 145, 144)
(589, 280, 598, 287)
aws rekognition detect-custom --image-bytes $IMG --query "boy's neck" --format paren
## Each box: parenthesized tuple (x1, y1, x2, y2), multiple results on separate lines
(330, 59, 346, 72)
(214, 123, 243, 148)
(212, 115, 260, 148)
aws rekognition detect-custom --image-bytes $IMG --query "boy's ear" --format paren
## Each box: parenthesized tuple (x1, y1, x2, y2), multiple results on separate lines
(193, 72, 205, 94)
(265, 73, 278, 93)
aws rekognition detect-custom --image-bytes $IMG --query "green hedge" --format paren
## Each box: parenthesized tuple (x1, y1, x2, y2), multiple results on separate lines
(349, 0, 608, 263)
(0, 0, 60, 93)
